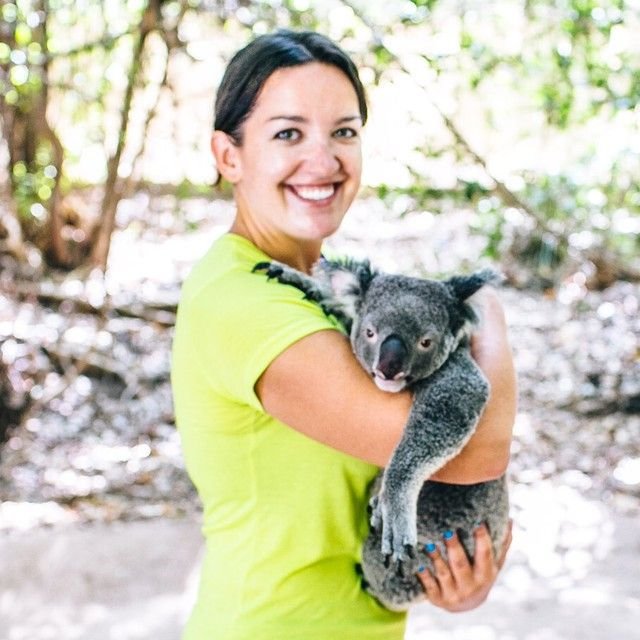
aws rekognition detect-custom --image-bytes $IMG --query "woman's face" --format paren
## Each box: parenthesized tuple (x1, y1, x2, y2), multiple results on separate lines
(219, 62, 363, 244)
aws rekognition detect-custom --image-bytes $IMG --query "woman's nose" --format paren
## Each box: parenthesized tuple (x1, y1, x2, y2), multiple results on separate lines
(302, 139, 341, 175)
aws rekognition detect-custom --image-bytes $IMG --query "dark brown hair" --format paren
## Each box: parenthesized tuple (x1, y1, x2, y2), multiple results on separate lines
(214, 29, 368, 144)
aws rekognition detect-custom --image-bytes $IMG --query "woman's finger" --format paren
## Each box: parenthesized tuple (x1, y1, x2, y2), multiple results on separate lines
(442, 530, 474, 586)
(471, 523, 497, 579)
(496, 519, 514, 570)
(416, 566, 441, 602)
(427, 544, 456, 593)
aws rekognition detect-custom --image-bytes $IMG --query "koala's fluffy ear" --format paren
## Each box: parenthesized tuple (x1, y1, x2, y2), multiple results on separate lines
(445, 268, 502, 301)
(313, 257, 375, 322)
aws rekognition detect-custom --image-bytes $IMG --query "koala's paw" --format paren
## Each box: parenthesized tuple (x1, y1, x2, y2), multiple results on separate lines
(371, 493, 417, 574)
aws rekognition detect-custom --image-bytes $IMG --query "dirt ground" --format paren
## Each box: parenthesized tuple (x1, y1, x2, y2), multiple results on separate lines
(1, 501, 638, 640)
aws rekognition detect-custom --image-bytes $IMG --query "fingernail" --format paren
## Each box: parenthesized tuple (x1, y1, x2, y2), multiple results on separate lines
(443, 530, 454, 540)
(418, 565, 425, 573)
(424, 542, 437, 553)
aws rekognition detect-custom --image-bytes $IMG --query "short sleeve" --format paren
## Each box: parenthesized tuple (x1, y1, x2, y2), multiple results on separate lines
(181, 268, 341, 412)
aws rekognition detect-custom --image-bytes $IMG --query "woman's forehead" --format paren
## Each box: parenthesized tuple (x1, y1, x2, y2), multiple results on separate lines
(252, 63, 361, 119)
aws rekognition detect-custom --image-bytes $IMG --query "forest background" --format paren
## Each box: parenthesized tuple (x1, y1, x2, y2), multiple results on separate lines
(0, 1, 639, 638)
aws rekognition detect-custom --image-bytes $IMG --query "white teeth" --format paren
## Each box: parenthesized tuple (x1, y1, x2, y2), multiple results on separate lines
(292, 185, 335, 201)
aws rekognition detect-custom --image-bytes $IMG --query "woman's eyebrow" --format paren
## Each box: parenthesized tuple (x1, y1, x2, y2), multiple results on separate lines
(267, 115, 306, 123)
(336, 115, 362, 124)
(266, 115, 362, 124)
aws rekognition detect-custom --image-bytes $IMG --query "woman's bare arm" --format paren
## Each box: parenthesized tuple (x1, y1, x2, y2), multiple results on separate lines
(256, 288, 516, 482)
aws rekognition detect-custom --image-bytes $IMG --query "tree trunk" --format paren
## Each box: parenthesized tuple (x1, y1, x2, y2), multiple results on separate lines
(90, 0, 162, 271)
(38, 0, 71, 267)
(0, 181, 26, 261)
(0, 0, 70, 266)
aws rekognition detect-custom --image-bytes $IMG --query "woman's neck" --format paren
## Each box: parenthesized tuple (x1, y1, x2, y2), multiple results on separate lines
(229, 216, 321, 274)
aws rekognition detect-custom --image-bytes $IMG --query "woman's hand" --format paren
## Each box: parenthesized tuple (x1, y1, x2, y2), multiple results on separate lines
(416, 521, 513, 612)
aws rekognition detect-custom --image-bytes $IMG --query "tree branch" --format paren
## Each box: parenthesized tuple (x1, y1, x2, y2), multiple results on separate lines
(46, 28, 137, 61)
(0, 279, 177, 326)
(341, 0, 553, 234)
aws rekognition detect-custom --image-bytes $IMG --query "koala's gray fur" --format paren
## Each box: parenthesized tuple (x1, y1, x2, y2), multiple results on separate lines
(253, 257, 510, 611)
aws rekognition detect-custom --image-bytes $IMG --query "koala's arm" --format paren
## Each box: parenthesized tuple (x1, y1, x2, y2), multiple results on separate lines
(430, 287, 516, 484)
(256, 289, 515, 479)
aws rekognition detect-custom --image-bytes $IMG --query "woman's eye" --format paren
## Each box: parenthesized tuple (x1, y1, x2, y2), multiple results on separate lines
(275, 129, 301, 141)
(334, 127, 357, 139)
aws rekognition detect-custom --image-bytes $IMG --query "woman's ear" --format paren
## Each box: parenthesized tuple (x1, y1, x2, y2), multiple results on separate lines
(211, 131, 242, 183)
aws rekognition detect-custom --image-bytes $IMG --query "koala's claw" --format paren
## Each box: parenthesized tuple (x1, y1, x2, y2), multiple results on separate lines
(252, 261, 283, 279)
(369, 495, 382, 533)
(375, 499, 418, 571)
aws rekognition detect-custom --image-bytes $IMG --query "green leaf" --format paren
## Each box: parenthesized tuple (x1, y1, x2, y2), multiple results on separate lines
(14, 23, 32, 46)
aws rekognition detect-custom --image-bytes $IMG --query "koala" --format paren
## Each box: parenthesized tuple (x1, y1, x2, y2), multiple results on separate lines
(253, 257, 510, 611)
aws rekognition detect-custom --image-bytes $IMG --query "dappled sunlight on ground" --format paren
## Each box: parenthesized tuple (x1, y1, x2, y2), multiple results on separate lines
(508, 481, 610, 588)
(0, 519, 203, 640)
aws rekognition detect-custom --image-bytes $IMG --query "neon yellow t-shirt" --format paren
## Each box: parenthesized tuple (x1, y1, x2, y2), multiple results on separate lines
(171, 233, 406, 640)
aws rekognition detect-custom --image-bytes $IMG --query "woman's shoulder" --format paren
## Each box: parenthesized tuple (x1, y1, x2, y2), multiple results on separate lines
(180, 233, 261, 297)
(179, 234, 282, 319)
(178, 233, 337, 329)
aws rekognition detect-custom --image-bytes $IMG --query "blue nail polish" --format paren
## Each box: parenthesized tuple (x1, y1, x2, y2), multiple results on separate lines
(418, 565, 425, 573)
(443, 530, 454, 540)
(425, 542, 436, 553)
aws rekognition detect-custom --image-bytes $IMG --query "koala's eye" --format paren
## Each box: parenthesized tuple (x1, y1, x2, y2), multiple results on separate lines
(419, 337, 432, 350)
(365, 327, 377, 340)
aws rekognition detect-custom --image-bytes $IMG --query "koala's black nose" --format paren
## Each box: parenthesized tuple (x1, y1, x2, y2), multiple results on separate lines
(377, 334, 408, 380)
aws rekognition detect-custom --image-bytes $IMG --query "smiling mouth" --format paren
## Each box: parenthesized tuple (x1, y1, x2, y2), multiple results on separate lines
(287, 183, 338, 203)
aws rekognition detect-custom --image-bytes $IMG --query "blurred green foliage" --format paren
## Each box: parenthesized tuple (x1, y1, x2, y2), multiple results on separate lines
(1, 0, 46, 224)
(446, 0, 640, 283)
(0, 0, 638, 283)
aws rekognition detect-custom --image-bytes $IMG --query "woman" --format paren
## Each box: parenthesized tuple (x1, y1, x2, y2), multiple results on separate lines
(171, 29, 516, 640)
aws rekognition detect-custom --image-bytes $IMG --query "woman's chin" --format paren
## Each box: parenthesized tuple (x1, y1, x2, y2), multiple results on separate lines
(288, 214, 346, 242)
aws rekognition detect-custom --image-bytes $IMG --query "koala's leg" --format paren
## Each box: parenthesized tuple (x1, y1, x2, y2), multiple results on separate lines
(253, 261, 352, 328)
(370, 457, 423, 571)
(371, 350, 490, 569)
(372, 423, 459, 569)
